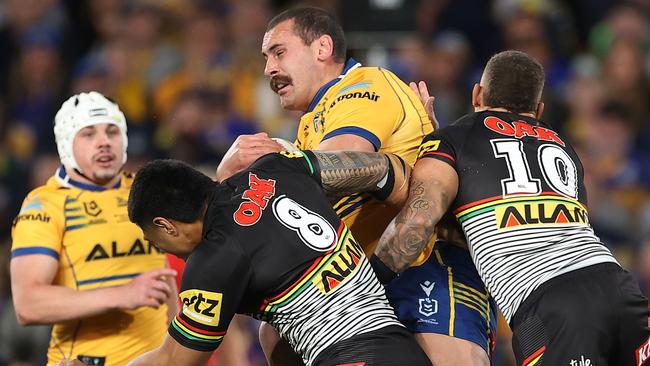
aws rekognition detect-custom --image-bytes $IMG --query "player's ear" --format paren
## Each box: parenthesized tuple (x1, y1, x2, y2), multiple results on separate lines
(471, 83, 482, 109)
(535, 102, 544, 119)
(152, 217, 177, 236)
(315, 34, 334, 61)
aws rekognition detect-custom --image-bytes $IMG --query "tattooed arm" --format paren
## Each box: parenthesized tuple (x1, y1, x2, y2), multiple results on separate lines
(308, 150, 411, 207)
(374, 157, 459, 273)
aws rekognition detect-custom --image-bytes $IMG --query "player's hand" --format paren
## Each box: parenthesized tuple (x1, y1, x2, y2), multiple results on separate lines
(120, 268, 177, 310)
(216, 133, 284, 181)
(55, 359, 87, 366)
(409, 81, 439, 129)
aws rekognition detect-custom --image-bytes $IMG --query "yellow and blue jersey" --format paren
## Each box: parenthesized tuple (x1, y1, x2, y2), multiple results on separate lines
(295, 58, 434, 255)
(11, 167, 169, 366)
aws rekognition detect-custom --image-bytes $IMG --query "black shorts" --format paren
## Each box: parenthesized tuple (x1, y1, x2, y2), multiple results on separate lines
(312, 325, 431, 366)
(511, 263, 650, 366)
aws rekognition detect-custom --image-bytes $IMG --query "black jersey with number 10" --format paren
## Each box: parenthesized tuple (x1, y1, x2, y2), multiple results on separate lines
(418, 111, 618, 323)
(168, 151, 402, 366)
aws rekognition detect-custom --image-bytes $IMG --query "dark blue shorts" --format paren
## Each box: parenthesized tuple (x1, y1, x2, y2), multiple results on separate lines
(385, 242, 497, 356)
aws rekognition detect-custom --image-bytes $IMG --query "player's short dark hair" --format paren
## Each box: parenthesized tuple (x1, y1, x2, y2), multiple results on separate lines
(482, 50, 545, 114)
(128, 159, 215, 228)
(267, 6, 346, 63)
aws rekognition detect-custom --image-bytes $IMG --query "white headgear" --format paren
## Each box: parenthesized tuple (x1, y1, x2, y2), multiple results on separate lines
(54, 91, 128, 174)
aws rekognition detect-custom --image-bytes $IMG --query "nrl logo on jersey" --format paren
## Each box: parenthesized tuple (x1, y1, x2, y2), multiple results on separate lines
(495, 201, 588, 230)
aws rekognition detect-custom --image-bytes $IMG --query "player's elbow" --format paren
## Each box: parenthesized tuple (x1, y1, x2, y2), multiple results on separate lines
(410, 213, 437, 232)
(14, 305, 40, 325)
(13, 297, 46, 325)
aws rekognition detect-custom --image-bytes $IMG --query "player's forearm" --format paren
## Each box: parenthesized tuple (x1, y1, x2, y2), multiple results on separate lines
(310, 150, 409, 205)
(374, 179, 443, 273)
(13, 284, 129, 325)
(127, 336, 211, 366)
(164, 277, 179, 324)
(126, 347, 169, 366)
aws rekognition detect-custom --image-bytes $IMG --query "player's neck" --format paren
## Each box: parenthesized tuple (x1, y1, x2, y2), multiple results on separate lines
(477, 107, 537, 118)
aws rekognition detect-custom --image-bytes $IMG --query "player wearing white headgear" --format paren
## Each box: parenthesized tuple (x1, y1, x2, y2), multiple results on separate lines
(10, 91, 178, 366)
(53, 91, 128, 187)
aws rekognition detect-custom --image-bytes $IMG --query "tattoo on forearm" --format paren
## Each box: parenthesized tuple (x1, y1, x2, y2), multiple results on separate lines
(311, 151, 390, 198)
(375, 177, 450, 273)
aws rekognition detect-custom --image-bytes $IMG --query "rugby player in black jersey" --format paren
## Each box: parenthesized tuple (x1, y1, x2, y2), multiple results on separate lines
(370, 50, 650, 366)
(111, 150, 429, 366)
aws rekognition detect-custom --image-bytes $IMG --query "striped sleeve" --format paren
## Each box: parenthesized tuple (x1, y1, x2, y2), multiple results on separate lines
(11, 191, 64, 260)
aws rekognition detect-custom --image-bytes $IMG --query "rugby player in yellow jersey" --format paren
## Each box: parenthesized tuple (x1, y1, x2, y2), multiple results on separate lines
(10, 91, 178, 366)
(216, 7, 494, 366)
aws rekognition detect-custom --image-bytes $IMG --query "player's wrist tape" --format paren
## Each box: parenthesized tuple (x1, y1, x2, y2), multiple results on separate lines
(370, 155, 403, 201)
(369, 255, 398, 284)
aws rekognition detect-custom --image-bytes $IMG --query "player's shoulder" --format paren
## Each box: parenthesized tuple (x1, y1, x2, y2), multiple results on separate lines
(120, 170, 136, 189)
(23, 176, 68, 206)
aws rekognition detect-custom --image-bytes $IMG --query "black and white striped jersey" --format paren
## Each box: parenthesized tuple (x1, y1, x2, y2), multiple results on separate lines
(169, 152, 401, 365)
(419, 111, 618, 323)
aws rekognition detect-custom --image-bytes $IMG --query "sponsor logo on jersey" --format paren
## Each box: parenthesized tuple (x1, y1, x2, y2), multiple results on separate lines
(313, 238, 364, 295)
(12, 212, 51, 226)
(328, 90, 380, 109)
(313, 111, 322, 133)
(483, 117, 565, 146)
(77, 355, 106, 366)
(417, 139, 441, 158)
(636, 335, 650, 366)
(233, 173, 276, 226)
(495, 201, 588, 230)
(116, 197, 128, 207)
(85, 239, 161, 261)
(19, 196, 43, 214)
(179, 289, 223, 327)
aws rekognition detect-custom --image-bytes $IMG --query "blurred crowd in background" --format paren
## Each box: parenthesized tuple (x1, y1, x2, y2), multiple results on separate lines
(0, 0, 649, 365)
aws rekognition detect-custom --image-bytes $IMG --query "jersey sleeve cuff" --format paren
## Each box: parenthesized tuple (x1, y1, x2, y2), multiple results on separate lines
(419, 151, 456, 167)
(168, 316, 224, 352)
(322, 127, 381, 151)
(11, 247, 59, 260)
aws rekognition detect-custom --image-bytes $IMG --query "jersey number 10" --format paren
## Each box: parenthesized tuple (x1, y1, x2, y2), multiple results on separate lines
(490, 139, 578, 199)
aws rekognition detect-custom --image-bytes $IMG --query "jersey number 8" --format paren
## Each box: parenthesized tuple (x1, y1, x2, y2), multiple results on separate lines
(272, 195, 338, 252)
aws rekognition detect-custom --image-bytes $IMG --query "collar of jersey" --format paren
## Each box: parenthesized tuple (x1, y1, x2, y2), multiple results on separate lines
(306, 58, 361, 113)
(55, 165, 121, 191)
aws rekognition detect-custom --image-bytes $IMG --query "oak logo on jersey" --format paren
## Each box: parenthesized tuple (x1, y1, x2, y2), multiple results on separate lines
(85, 239, 161, 261)
(314, 237, 364, 295)
(417, 139, 441, 158)
(233, 173, 276, 226)
(636, 335, 650, 366)
(180, 289, 223, 327)
(483, 117, 566, 146)
(83, 200, 102, 216)
(495, 201, 588, 230)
